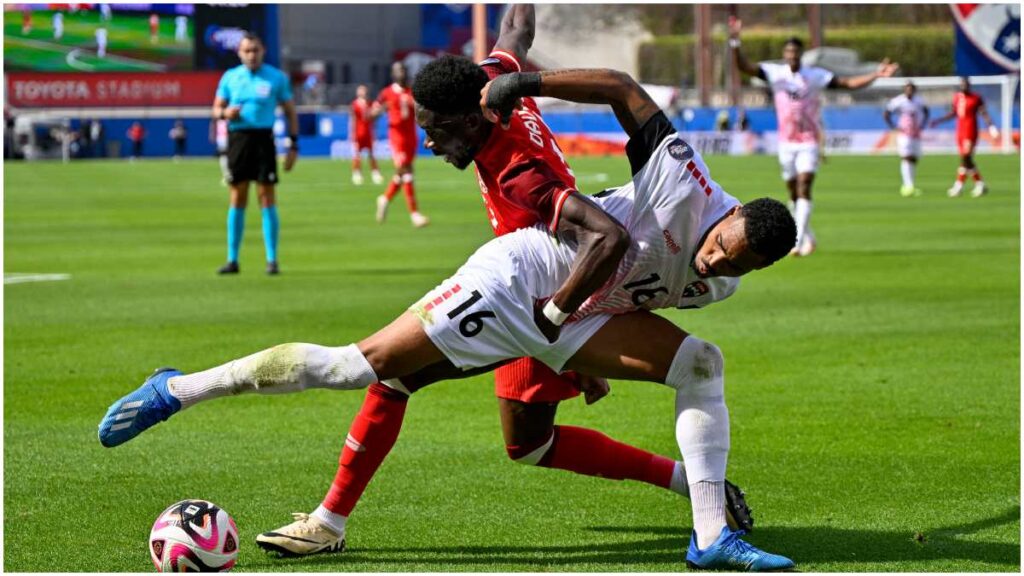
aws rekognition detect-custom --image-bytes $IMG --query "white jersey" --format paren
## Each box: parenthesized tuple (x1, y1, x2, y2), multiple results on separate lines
(760, 62, 833, 144)
(415, 113, 741, 372)
(886, 94, 928, 138)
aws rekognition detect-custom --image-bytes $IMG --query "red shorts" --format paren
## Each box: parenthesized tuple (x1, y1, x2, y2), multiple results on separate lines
(494, 357, 580, 403)
(957, 129, 978, 156)
(353, 131, 372, 151)
(389, 129, 417, 168)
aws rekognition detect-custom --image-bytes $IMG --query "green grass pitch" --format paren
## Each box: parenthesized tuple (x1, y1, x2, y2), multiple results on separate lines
(4, 152, 1019, 571)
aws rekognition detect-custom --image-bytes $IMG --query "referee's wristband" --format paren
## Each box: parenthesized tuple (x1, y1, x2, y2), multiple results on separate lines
(542, 300, 570, 326)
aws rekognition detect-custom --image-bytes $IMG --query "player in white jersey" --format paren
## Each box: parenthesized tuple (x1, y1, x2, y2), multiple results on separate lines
(729, 17, 898, 257)
(884, 81, 930, 197)
(99, 69, 797, 570)
(52, 11, 63, 40)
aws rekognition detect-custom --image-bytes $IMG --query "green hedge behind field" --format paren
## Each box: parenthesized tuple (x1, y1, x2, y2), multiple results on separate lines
(638, 26, 954, 85)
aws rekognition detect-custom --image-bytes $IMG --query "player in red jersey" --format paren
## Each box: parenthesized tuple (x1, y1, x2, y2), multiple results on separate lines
(149, 13, 159, 44)
(372, 62, 429, 227)
(349, 85, 383, 186)
(254, 5, 752, 557)
(930, 77, 999, 198)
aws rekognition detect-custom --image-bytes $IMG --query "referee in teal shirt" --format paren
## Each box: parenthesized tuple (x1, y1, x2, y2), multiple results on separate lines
(212, 32, 298, 275)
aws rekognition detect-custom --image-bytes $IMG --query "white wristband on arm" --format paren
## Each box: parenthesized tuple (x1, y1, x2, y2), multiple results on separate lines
(542, 300, 570, 326)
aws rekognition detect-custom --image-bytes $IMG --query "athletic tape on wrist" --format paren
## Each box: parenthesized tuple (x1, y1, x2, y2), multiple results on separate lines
(542, 300, 570, 326)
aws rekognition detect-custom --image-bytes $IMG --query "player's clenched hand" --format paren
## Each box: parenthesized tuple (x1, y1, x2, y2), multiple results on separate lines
(876, 58, 899, 78)
(284, 149, 297, 172)
(577, 374, 610, 405)
(727, 16, 742, 39)
(481, 76, 523, 129)
(223, 106, 242, 120)
(533, 301, 562, 343)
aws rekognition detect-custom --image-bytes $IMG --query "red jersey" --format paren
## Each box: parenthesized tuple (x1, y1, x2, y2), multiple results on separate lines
(473, 50, 577, 237)
(350, 97, 373, 140)
(953, 91, 983, 136)
(376, 83, 416, 137)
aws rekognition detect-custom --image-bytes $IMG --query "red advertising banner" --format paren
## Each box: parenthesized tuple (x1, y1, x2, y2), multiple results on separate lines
(5, 72, 224, 108)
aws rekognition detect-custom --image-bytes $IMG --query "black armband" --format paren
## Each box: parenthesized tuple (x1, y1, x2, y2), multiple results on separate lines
(485, 72, 542, 121)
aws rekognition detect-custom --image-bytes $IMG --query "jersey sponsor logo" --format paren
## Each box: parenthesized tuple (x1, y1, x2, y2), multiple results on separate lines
(667, 138, 694, 161)
(952, 4, 1020, 71)
(682, 281, 709, 298)
(662, 229, 681, 255)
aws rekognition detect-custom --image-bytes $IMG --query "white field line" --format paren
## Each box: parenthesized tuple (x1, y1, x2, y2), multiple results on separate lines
(4, 273, 71, 285)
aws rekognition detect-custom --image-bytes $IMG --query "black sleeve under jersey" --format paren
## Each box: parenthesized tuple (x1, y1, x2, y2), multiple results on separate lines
(625, 111, 675, 176)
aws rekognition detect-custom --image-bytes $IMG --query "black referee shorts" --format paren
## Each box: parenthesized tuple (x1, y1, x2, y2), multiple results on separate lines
(226, 129, 278, 185)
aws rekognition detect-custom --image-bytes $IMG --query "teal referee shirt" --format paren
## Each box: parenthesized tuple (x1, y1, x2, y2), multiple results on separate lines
(215, 63, 293, 131)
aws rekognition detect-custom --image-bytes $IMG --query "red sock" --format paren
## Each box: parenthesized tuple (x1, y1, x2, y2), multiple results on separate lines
(353, 157, 362, 171)
(383, 180, 400, 201)
(538, 425, 675, 488)
(403, 182, 418, 212)
(956, 168, 968, 183)
(322, 383, 408, 516)
(370, 158, 379, 170)
(972, 169, 983, 182)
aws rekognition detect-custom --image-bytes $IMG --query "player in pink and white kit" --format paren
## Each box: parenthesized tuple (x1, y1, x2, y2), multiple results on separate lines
(884, 81, 929, 197)
(729, 17, 898, 256)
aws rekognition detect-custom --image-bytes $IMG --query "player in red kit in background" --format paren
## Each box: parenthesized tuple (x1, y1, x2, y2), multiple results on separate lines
(349, 85, 383, 186)
(930, 77, 1000, 198)
(372, 62, 429, 228)
(255, 4, 752, 557)
(149, 13, 159, 44)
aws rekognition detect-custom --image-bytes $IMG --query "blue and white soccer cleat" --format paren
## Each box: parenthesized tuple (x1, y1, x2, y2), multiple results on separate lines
(686, 526, 795, 572)
(98, 367, 183, 448)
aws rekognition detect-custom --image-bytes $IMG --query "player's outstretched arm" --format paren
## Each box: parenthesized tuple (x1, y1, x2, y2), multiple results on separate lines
(831, 58, 899, 90)
(930, 108, 956, 128)
(483, 68, 660, 138)
(727, 17, 764, 78)
(535, 194, 630, 343)
(493, 4, 535, 63)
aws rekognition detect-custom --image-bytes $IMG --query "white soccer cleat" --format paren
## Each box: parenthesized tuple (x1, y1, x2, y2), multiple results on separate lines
(970, 182, 987, 198)
(375, 194, 389, 224)
(256, 513, 345, 557)
(371, 170, 384, 185)
(798, 235, 817, 257)
(352, 172, 364, 186)
(410, 211, 430, 228)
(947, 185, 963, 198)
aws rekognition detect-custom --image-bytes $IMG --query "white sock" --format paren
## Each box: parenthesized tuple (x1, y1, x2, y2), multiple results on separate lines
(312, 505, 347, 536)
(690, 481, 728, 549)
(669, 337, 730, 550)
(669, 461, 690, 497)
(900, 160, 914, 187)
(793, 198, 812, 249)
(167, 343, 377, 409)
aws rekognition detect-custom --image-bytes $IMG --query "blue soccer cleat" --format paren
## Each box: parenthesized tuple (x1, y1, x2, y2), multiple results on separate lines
(98, 367, 183, 448)
(686, 526, 795, 572)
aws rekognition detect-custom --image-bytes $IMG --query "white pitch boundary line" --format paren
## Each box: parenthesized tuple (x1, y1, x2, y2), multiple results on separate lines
(66, 48, 96, 72)
(4, 273, 71, 285)
(5, 36, 166, 71)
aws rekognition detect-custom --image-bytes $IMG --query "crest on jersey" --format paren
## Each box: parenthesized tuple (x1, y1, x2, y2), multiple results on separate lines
(667, 139, 694, 161)
(683, 281, 709, 298)
(952, 4, 1021, 72)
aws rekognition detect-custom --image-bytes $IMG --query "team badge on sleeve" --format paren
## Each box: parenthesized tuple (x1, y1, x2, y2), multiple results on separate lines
(668, 139, 695, 162)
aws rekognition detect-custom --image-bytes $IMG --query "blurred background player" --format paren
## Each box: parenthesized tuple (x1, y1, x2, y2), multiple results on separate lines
(349, 85, 383, 186)
(213, 32, 299, 276)
(929, 77, 1000, 198)
(149, 13, 159, 44)
(52, 11, 63, 41)
(175, 15, 188, 44)
(169, 120, 187, 161)
(21, 7, 31, 35)
(883, 81, 929, 197)
(372, 62, 429, 228)
(210, 118, 231, 185)
(99, 3, 112, 22)
(95, 27, 107, 58)
(729, 17, 898, 257)
(126, 121, 145, 159)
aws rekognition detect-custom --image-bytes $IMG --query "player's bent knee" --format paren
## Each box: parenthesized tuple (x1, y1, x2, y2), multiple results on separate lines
(665, 336, 724, 397)
(505, 432, 555, 466)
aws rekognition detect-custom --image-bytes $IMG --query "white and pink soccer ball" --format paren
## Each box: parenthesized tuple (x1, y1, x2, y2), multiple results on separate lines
(149, 499, 238, 572)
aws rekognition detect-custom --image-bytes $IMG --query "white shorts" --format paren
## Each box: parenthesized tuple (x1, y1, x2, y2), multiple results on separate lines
(411, 234, 612, 373)
(777, 142, 819, 180)
(896, 135, 922, 158)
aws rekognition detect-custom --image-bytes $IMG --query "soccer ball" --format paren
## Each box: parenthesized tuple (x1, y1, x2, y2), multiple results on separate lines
(149, 499, 238, 572)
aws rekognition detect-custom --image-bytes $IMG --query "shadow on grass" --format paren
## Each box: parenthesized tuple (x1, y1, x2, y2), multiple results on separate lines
(245, 506, 1019, 570)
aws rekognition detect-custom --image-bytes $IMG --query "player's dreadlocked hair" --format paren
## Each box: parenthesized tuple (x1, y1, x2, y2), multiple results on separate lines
(412, 55, 490, 115)
(738, 198, 797, 264)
